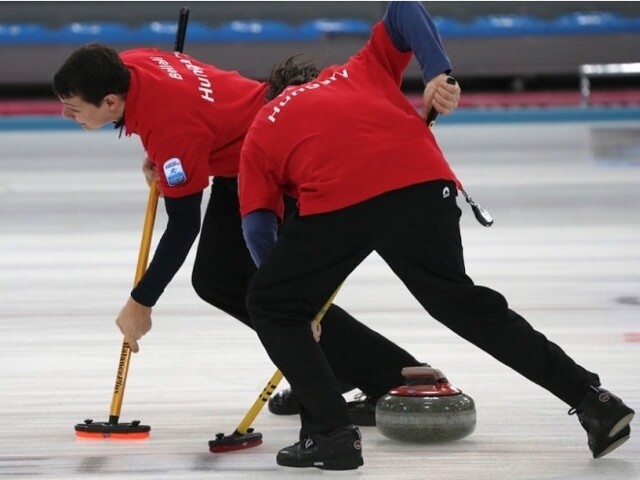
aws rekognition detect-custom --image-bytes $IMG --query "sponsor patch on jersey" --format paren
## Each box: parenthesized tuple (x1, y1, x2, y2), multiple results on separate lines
(163, 158, 187, 186)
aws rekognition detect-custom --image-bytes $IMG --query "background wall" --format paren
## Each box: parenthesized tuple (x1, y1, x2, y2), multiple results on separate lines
(1, 1, 639, 97)
(2, 1, 640, 25)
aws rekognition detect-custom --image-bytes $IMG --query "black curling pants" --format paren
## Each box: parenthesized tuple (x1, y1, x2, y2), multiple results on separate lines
(191, 176, 421, 399)
(246, 181, 600, 436)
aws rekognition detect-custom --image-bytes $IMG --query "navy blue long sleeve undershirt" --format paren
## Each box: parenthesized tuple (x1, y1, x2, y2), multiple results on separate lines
(130, 190, 202, 307)
(242, 209, 278, 267)
(383, 1, 452, 82)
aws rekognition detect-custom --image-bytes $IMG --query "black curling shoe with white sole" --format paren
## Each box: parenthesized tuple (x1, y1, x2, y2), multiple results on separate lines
(276, 425, 363, 470)
(569, 386, 635, 459)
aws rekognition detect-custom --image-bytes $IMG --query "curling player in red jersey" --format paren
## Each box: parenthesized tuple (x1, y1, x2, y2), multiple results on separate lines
(51, 17, 459, 427)
(239, 1, 634, 470)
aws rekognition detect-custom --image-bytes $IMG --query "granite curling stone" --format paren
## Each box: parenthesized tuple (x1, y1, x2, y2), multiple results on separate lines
(376, 366, 476, 443)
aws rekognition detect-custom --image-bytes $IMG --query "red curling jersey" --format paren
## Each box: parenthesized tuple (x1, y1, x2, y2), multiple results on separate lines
(239, 22, 461, 219)
(120, 48, 269, 198)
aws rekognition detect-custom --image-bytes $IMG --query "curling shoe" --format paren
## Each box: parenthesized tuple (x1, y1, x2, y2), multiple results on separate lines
(268, 389, 300, 415)
(269, 389, 377, 426)
(569, 386, 635, 458)
(276, 425, 363, 470)
(346, 393, 377, 426)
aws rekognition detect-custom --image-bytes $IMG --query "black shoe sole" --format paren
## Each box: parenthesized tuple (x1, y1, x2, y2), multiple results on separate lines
(593, 412, 634, 459)
(594, 434, 630, 459)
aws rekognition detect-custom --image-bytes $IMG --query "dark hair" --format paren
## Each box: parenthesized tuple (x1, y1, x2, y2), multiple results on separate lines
(52, 43, 131, 106)
(265, 55, 320, 101)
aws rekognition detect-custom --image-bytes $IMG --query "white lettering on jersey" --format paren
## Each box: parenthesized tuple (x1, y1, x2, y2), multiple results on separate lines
(150, 56, 183, 80)
(267, 68, 349, 123)
(177, 55, 215, 103)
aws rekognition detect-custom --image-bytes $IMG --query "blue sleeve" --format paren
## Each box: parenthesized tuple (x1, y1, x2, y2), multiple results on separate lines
(383, 1, 452, 82)
(242, 209, 278, 267)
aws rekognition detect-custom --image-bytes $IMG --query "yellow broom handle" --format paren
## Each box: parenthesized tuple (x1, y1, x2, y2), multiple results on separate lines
(108, 181, 160, 422)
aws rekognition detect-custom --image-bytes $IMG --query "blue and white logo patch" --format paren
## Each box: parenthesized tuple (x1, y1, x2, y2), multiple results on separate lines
(163, 158, 187, 186)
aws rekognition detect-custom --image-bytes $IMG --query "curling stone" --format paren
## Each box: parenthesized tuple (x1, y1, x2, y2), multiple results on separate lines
(376, 366, 475, 443)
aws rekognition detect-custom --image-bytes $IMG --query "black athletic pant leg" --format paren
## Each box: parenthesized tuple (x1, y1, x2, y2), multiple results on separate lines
(248, 181, 602, 436)
(247, 204, 378, 435)
(376, 181, 600, 408)
(192, 176, 256, 327)
(193, 177, 421, 399)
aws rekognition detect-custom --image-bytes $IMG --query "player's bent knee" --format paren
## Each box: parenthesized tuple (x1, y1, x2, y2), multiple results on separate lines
(191, 273, 220, 305)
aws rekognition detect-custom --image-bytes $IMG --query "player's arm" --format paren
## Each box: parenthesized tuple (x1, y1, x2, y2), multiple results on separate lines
(241, 209, 278, 267)
(131, 191, 203, 306)
(383, 1, 460, 115)
(383, 1, 451, 82)
(238, 137, 283, 268)
(116, 191, 202, 352)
